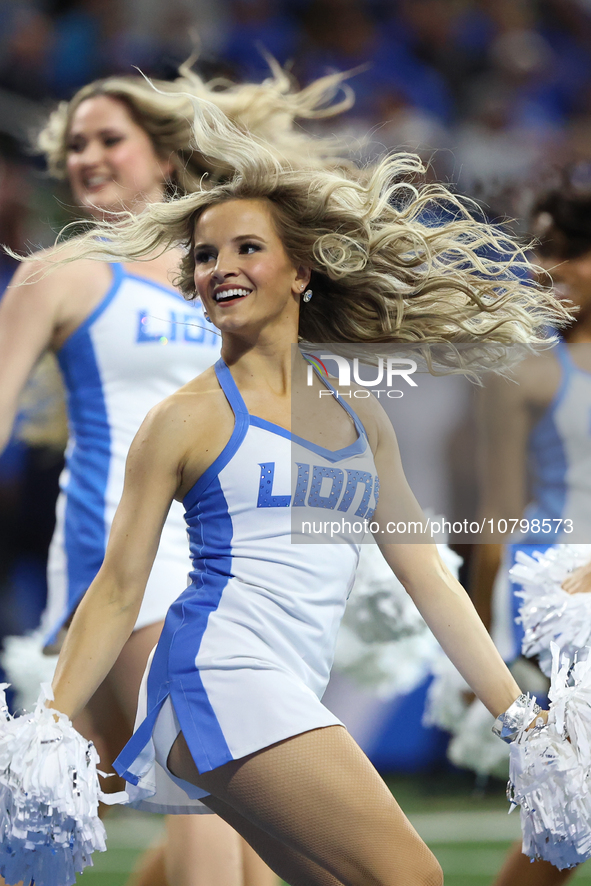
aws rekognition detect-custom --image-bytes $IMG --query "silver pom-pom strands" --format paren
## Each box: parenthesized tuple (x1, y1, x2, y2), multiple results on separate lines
(512, 545, 591, 676)
(506, 644, 591, 870)
(0, 683, 127, 886)
(447, 698, 511, 779)
(333, 544, 460, 698)
(0, 634, 58, 712)
(423, 653, 512, 778)
(422, 651, 471, 733)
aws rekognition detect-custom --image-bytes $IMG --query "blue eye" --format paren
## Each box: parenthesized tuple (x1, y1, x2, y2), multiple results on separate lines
(240, 243, 261, 255)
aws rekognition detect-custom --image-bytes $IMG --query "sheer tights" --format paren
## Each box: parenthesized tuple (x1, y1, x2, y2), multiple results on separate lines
(168, 724, 443, 886)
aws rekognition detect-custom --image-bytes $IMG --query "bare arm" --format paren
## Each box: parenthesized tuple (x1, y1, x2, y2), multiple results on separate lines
(369, 404, 521, 717)
(0, 263, 59, 451)
(49, 399, 186, 719)
(469, 371, 533, 630)
(0, 253, 109, 452)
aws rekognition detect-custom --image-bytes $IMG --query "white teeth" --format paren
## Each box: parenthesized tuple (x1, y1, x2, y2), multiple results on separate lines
(214, 288, 251, 302)
(85, 175, 110, 188)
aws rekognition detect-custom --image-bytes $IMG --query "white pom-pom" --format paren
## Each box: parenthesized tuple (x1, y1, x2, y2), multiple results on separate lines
(512, 545, 591, 676)
(422, 652, 470, 733)
(448, 699, 510, 779)
(422, 657, 510, 779)
(0, 634, 58, 712)
(345, 544, 428, 643)
(0, 684, 127, 886)
(508, 644, 591, 869)
(333, 544, 459, 698)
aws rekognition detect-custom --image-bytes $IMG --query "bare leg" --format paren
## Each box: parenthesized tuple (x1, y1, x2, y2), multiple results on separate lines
(125, 816, 280, 886)
(73, 681, 129, 814)
(493, 842, 578, 886)
(164, 814, 243, 886)
(126, 841, 168, 886)
(168, 724, 443, 886)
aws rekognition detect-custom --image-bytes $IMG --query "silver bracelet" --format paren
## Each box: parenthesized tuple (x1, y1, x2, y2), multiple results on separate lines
(492, 694, 542, 744)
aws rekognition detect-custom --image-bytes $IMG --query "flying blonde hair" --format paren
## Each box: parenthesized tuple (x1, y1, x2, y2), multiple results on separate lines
(34, 98, 570, 368)
(37, 57, 354, 195)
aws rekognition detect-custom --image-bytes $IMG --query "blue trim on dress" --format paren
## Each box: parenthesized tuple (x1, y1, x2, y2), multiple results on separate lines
(183, 355, 373, 507)
(290, 429, 366, 463)
(116, 476, 235, 779)
(524, 342, 570, 539)
(124, 268, 188, 303)
(58, 263, 123, 351)
(182, 359, 250, 511)
(247, 360, 369, 462)
(249, 414, 366, 463)
(50, 327, 111, 643)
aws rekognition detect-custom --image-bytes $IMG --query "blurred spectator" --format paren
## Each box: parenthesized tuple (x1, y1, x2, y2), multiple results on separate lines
(0, 4, 55, 101)
(0, 135, 27, 289)
(221, 0, 299, 80)
(297, 0, 452, 127)
(385, 0, 491, 117)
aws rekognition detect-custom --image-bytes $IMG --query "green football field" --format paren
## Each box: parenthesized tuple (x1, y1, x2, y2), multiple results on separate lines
(77, 772, 591, 885)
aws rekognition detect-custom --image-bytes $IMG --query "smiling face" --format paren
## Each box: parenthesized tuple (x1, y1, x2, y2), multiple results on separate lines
(193, 198, 310, 340)
(66, 95, 172, 217)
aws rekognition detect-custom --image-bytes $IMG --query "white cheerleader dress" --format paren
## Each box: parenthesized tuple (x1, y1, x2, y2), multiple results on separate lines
(41, 263, 220, 644)
(114, 359, 380, 813)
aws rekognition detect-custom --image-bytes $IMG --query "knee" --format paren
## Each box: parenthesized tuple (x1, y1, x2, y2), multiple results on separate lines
(354, 844, 443, 886)
(391, 846, 443, 886)
(419, 850, 443, 886)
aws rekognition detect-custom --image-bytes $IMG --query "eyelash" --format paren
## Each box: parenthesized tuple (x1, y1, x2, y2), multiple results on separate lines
(67, 135, 124, 153)
(193, 243, 262, 264)
(194, 250, 215, 264)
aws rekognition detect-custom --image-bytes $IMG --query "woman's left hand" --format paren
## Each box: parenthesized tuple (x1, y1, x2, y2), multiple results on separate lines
(528, 709, 548, 730)
(562, 560, 591, 595)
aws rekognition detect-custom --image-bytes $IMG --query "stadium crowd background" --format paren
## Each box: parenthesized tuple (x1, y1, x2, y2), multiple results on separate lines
(1, 0, 591, 766)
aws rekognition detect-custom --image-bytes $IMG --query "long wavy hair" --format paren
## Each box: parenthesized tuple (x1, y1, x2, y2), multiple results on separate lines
(37, 58, 353, 196)
(34, 98, 570, 367)
(531, 188, 591, 261)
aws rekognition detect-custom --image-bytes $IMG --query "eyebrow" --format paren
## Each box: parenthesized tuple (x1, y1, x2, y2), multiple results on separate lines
(193, 234, 268, 250)
(68, 126, 125, 139)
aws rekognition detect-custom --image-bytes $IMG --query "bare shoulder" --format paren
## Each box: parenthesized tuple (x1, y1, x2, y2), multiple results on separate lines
(141, 368, 225, 441)
(5, 240, 111, 338)
(135, 368, 235, 500)
(9, 239, 110, 290)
